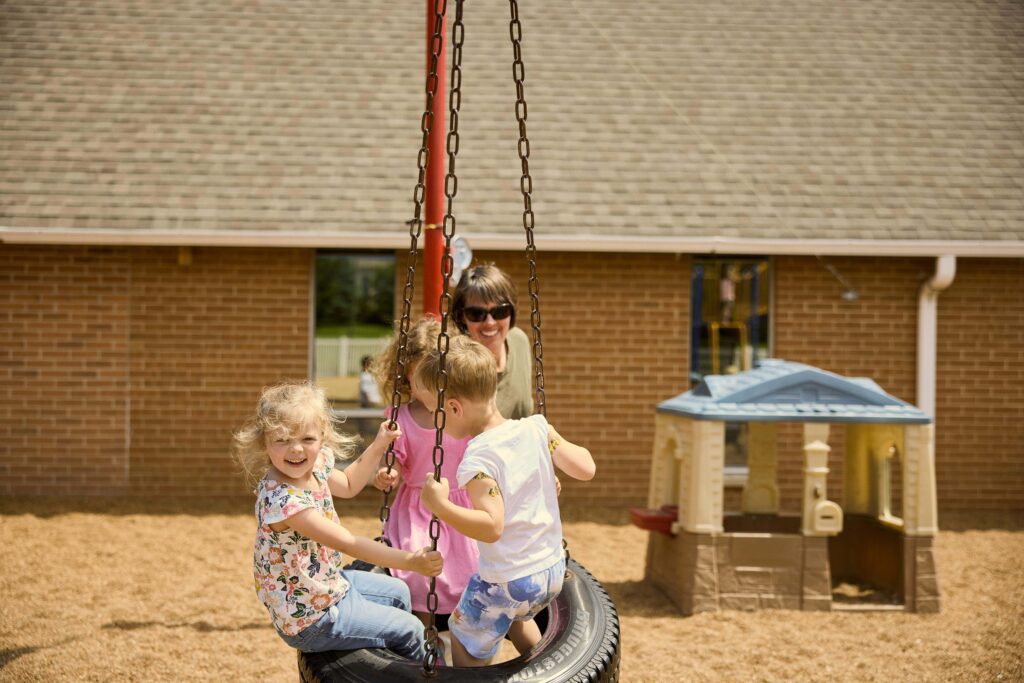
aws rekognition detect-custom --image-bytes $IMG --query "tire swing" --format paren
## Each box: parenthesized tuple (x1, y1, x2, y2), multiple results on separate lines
(299, 1, 619, 680)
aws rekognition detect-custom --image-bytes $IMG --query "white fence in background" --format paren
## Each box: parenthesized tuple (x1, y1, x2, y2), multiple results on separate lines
(314, 336, 392, 378)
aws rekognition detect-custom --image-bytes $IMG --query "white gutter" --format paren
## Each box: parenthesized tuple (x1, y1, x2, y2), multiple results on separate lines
(3, 226, 1024, 258)
(917, 255, 956, 417)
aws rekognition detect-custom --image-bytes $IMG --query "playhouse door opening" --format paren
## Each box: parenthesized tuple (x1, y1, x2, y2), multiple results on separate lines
(828, 515, 905, 609)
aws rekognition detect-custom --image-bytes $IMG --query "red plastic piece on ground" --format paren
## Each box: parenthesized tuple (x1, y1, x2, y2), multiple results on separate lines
(628, 505, 679, 535)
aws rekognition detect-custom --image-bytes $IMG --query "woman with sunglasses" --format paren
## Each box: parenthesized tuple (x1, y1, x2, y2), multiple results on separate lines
(451, 264, 533, 420)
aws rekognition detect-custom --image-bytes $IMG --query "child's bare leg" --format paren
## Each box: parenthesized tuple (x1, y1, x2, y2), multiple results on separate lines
(413, 611, 431, 627)
(507, 618, 542, 655)
(450, 633, 493, 667)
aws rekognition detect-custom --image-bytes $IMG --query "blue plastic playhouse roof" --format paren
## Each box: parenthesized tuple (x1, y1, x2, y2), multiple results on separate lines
(657, 359, 931, 424)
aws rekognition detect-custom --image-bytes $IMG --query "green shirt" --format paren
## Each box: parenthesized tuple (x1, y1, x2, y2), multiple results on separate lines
(496, 326, 534, 420)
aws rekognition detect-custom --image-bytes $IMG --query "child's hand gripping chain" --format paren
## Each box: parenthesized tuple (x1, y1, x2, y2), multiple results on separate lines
(374, 466, 401, 492)
(421, 472, 505, 544)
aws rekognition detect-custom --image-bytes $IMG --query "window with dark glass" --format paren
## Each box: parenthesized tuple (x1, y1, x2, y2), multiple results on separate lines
(691, 258, 772, 475)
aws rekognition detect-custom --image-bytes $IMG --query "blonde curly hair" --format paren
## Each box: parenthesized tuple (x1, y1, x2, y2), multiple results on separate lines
(232, 380, 356, 488)
(370, 317, 441, 404)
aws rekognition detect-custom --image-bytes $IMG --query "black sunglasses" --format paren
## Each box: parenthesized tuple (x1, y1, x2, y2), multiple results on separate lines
(462, 303, 514, 323)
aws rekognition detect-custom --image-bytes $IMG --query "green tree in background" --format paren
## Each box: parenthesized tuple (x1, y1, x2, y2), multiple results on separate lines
(360, 263, 396, 326)
(316, 253, 395, 333)
(316, 254, 358, 326)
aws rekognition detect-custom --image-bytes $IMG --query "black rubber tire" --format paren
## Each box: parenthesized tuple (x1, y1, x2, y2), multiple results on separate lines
(298, 558, 620, 682)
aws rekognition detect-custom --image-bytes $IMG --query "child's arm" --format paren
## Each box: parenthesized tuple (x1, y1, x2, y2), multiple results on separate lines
(420, 473, 505, 544)
(548, 424, 596, 481)
(329, 421, 401, 499)
(276, 508, 443, 577)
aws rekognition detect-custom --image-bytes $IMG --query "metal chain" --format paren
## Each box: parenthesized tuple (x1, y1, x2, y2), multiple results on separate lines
(422, 0, 465, 675)
(378, 0, 449, 550)
(508, 0, 546, 417)
(507, 0, 571, 575)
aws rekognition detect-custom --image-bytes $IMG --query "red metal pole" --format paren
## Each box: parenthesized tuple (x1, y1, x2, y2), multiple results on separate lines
(422, 0, 447, 318)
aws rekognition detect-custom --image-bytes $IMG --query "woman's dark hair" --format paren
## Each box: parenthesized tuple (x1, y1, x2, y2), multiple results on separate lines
(451, 263, 518, 332)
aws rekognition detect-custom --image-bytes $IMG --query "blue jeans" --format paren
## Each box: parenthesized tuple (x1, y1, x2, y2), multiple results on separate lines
(279, 569, 426, 660)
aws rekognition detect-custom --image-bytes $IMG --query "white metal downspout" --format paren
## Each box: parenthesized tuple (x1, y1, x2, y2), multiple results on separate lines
(917, 255, 956, 417)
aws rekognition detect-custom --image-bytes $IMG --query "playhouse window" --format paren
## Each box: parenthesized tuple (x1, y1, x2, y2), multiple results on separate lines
(878, 442, 904, 526)
(724, 422, 749, 485)
(313, 251, 395, 439)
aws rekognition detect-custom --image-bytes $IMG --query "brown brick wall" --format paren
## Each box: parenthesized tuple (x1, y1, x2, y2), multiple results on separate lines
(775, 255, 1024, 514)
(3, 246, 1020, 512)
(402, 249, 692, 506)
(773, 255, 930, 513)
(128, 247, 311, 497)
(1, 245, 131, 495)
(935, 258, 1024, 511)
(0, 245, 310, 497)
(401, 251, 1023, 513)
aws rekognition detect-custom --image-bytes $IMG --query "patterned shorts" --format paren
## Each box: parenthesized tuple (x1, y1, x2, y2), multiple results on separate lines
(449, 556, 566, 660)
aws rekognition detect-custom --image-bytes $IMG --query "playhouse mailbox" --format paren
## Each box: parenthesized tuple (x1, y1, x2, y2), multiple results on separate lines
(812, 500, 843, 535)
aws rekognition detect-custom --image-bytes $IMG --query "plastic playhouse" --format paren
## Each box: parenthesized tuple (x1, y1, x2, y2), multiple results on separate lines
(631, 359, 940, 614)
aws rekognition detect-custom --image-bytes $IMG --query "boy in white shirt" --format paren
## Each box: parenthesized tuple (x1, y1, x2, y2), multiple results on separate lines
(417, 335, 596, 667)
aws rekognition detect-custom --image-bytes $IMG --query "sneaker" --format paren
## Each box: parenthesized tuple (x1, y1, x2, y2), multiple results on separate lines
(433, 634, 447, 668)
(437, 632, 451, 667)
(422, 635, 446, 670)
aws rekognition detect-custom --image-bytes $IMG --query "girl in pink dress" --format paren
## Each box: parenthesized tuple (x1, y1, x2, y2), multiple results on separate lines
(371, 318, 479, 625)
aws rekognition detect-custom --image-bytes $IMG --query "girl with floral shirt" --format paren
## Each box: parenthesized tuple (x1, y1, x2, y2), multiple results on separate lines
(233, 381, 443, 658)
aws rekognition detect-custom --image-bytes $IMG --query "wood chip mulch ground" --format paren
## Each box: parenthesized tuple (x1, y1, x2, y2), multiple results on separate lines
(1, 499, 1021, 682)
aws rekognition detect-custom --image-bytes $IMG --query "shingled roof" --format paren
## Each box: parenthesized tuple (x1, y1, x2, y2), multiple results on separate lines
(2, 0, 1023, 255)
